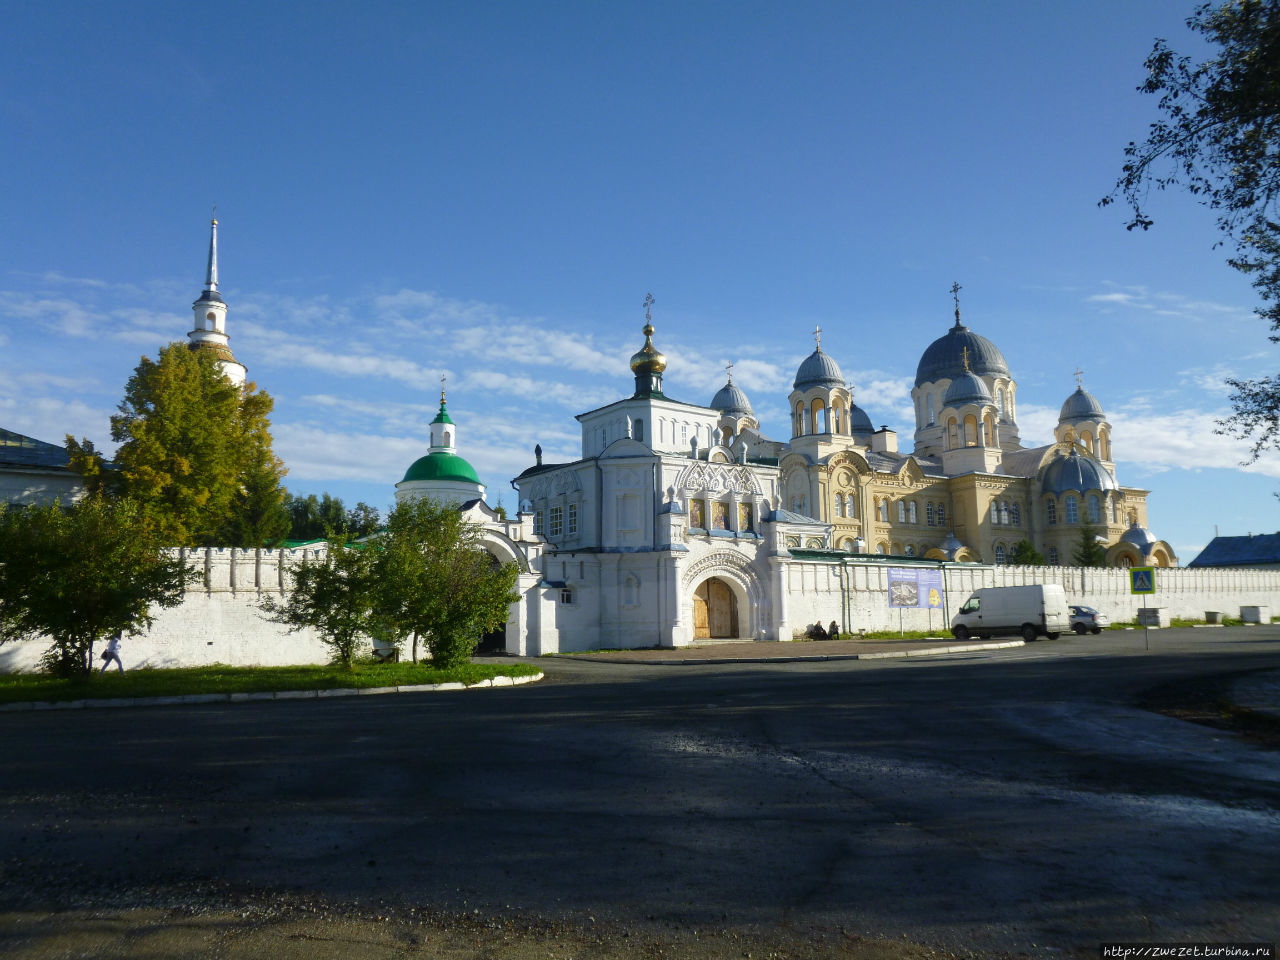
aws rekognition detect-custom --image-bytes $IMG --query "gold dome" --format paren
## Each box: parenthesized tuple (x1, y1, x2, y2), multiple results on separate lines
(629, 323, 667, 376)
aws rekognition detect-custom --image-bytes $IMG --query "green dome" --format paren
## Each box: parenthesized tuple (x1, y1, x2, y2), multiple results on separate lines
(400, 451, 481, 484)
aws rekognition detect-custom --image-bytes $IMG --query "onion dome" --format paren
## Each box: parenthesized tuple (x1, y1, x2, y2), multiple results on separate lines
(848, 403, 874, 433)
(401, 451, 480, 484)
(793, 348, 845, 390)
(629, 323, 667, 377)
(941, 531, 964, 559)
(1059, 386, 1105, 422)
(943, 370, 992, 407)
(1121, 521, 1157, 555)
(711, 379, 753, 416)
(1039, 448, 1117, 496)
(915, 319, 1008, 387)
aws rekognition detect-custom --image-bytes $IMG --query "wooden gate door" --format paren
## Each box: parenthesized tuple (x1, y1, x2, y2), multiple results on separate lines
(693, 582, 710, 639)
(707, 578, 737, 638)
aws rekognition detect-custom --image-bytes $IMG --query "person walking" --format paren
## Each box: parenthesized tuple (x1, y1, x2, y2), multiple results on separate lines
(99, 632, 124, 674)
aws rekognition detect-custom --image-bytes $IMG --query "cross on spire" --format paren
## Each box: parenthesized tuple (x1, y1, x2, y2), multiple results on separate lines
(813, 324, 822, 350)
(643, 292, 655, 323)
(725, 360, 734, 383)
(961, 346, 970, 372)
(440, 374, 447, 404)
(1073, 366, 1084, 387)
(951, 281, 962, 327)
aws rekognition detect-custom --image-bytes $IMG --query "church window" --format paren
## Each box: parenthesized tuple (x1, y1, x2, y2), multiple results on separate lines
(964, 415, 979, 446)
(443, 430, 452, 447)
(834, 493, 844, 518)
(927, 393, 935, 425)
(990, 502, 1000, 525)
(567, 503, 578, 535)
(1011, 503, 1021, 526)
(927, 503, 935, 526)
(999, 501, 1009, 525)
(834, 405, 842, 434)
(878, 499, 888, 523)
(947, 418, 958, 449)
(1109, 498, 1117, 524)
(1046, 500, 1057, 525)
(1087, 494, 1101, 524)
(1048, 546, 1059, 565)
(681, 423, 688, 443)
(634, 418, 644, 442)
(623, 574, 639, 606)
(896, 501, 906, 523)
(560, 587, 574, 605)
(908, 501, 917, 524)
(549, 506, 563, 538)
(996, 388, 1005, 418)
(994, 543, 1006, 565)
(875, 542, 887, 554)
(936, 503, 946, 526)
(1066, 495, 1079, 524)
(534, 510, 544, 535)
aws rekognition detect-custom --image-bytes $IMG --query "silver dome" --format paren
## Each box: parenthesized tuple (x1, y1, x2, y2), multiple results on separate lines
(915, 322, 1009, 387)
(1039, 449, 1117, 496)
(848, 403, 873, 433)
(1059, 386, 1105, 422)
(1121, 522, 1157, 553)
(711, 380, 753, 416)
(943, 370, 992, 408)
(793, 348, 845, 391)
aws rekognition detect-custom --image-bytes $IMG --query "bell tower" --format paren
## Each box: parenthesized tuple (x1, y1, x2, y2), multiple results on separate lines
(188, 216, 247, 386)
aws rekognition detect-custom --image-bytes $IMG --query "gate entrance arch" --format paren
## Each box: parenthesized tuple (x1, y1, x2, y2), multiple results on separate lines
(693, 577, 739, 639)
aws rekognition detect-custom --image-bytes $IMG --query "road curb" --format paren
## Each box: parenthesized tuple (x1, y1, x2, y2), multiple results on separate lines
(562, 639, 1024, 665)
(0, 672, 544, 712)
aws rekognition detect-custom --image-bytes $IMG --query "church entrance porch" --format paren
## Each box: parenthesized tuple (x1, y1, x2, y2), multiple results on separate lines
(692, 577, 739, 640)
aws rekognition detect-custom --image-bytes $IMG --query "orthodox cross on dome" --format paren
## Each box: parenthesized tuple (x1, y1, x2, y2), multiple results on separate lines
(813, 324, 822, 350)
(643, 292, 655, 323)
(440, 374, 447, 404)
(961, 346, 971, 372)
(951, 281, 962, 327)
(1073, 366, 1084, 387)
(725, 360, 734, 383)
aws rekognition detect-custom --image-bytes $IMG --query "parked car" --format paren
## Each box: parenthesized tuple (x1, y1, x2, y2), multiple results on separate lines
(1069, 605, 1109, 634)
(951, 584, 1071, 642)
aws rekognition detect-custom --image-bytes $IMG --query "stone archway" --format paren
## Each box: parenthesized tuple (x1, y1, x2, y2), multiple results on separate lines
(693, 577, 739, 639)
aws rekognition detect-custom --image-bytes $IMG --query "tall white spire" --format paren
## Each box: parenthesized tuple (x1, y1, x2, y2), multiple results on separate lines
(189, 216, 246, 387)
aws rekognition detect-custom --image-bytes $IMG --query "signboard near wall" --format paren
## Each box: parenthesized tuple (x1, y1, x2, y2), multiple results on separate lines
(887, 568, 944, 608)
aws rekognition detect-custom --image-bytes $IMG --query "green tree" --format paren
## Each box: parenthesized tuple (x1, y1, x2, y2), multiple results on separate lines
(1009, 539, 1047, 566)
(378, 497, 520, 668)
(1071, 524, 1108, 568)
(1102, 0, 1280, 457)
(284, 493, 380, 541)
(67, 343, 288, 547)
(261, 534, 381, 668)
(0, 498, 196, 677)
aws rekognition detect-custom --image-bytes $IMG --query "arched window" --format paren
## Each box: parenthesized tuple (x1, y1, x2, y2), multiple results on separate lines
(964, 415, 979, 446)
(875, 542, 887, 555)
(937, 503, 946, 526)
(1087, 494, 1101, 524)
(927, 393, 935, 425)
(991, 502, 1000, 524)
(908, 501, 917, 524)
(1046, 500, 1057, 525)
(1066, 495, 1079, 524)
(1082, 431, 1094, 454)
(996, 387, 1005, 418)
(927, 502, 935, 526)
(834, 493, 844, 518)
(896, 501, 906, 523)
(1048, 546, 1058, 565)
(634, 418, 644, 442)
(984, 415, 995, 446)
(833, 405, 843, 434)
(802, 408, 812, 434)
(879, 499, 889, 522)
(947, 418, 958, 449)
(1110, 498, 1117, 524)
(994, 543, 1006, 565)
(1010, 503, 1021, 526)
(813, 399, 827, 433)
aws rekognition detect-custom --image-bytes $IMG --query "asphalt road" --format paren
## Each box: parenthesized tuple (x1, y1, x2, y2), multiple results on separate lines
(2, 628, 1279, 957)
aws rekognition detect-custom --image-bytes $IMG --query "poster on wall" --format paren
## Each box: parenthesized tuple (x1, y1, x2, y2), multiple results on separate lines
(887, 568, 944, 609)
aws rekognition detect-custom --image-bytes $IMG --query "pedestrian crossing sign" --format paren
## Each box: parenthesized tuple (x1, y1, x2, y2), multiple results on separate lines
(1130, 567, 1155, 595)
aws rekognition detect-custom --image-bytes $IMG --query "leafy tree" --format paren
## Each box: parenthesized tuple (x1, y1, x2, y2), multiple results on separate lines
(284, 493, 381, 541)
(1102, 0, 1280, 457)
(261, 534, 381, 668)
(1071, 524, 1108, 568)
(0, 498, 196, 677)
(67, 343, 288, 547)
(1009, 539, 1047, 565)
(378, 497, 520, 668)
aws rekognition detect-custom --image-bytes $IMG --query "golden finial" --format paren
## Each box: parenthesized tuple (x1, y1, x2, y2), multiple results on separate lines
(212, 202, 217, 226)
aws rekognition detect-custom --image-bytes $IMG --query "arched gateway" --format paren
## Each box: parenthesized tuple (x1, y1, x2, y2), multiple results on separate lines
(693, 577, 738, 639)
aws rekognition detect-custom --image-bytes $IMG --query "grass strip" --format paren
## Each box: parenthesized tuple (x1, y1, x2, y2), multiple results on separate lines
(0, 660, 541, 705)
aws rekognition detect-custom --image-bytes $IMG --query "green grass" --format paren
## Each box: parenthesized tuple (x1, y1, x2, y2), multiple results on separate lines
(0, 659, 541, 705)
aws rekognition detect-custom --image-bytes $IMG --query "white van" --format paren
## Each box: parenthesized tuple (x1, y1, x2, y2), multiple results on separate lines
(950, 584, 1071, 642)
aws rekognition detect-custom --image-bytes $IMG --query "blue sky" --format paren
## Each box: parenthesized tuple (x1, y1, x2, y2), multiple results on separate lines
(2, 1, 1277, 561)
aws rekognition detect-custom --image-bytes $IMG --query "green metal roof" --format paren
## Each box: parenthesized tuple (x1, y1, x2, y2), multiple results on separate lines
(401, 450, 480, 484)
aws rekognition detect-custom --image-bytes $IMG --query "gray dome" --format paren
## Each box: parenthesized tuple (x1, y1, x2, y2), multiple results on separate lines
(1039, 449, 1117, 496)
(1059, 386, 1105, 422)
(793, 348, 845, 391)
(1121, 522, 1157, 553)
(943, 370, 992, 407)
(711, 380, 753, 416)
(848, 403, 873, 433)
(915, 321, 1009, 387)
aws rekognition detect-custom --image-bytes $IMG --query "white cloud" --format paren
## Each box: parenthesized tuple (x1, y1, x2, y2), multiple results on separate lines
(1112, 408, 1280, 479)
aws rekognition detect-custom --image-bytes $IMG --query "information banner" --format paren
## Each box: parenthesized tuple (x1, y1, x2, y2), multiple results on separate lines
(887, 568, 944, 609)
